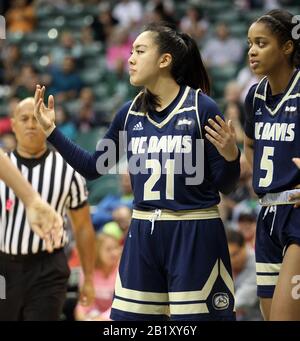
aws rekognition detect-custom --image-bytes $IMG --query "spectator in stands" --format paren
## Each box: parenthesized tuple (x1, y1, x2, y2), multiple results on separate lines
(202, 22, 244, 68)
(104, 58, 138, 115)
(0, 44, 22, 85)
(224, 80, 243, 107)
(74, 87, 106, 132)
(48, 56, 83, 103)
(75, 103, 103, 133)
(236, 58, 261, 102)
(236, 210, 257, 249)
(0, 116, 11, 135)
(0, 133, 16, 152)
(145, 0, 175, 17)
(112, 0, 143, 29)
(50, 31, 81, 67)
(76, 26, 101, 55)
(148, 2, 177, 26)
(14, 64, 40, 99)
(179, 5, 208, 42)
(92, 172, 133, 232)
(105, 26, 132, 73)
(91, 3, 119, 43)
(101, 205, 131, 246)
(231, 164, 260, 234)
(55, 105, 77, 141)
(227, 229, 262, 320)
(78, 87, 96, 108)
(75, 232, 121, 321)
(6, 0, 36, 34)
(111, 206, 131, 241)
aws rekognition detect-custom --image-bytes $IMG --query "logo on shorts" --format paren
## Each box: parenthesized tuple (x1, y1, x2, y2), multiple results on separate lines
(212, 293, 229, 310)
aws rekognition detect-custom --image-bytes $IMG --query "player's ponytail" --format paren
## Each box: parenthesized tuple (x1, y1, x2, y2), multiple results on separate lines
(256, 9, 300, 68)
(137, 23, 210, 113)
(175, 32, 210, 94)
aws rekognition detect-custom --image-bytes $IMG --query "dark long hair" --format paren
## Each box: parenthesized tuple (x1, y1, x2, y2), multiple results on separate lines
(137, 23, 210, 112)
(255, 9, 300, 67)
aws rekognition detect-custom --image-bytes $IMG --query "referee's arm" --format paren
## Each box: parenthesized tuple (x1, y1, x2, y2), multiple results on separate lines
(0, 149, 62, 251)
(68, 204, 96, 306)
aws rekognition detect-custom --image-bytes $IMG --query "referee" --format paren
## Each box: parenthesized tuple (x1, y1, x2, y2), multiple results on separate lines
(0, 148, 63, 251)
(0, 98, 96, 321)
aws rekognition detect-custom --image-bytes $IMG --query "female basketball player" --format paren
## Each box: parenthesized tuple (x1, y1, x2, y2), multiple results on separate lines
(34, 23, 240, 321)
(244, 9, 300, 320)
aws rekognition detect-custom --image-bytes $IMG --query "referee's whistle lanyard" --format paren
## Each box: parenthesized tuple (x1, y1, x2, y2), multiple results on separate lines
(149, 209, 162, 234)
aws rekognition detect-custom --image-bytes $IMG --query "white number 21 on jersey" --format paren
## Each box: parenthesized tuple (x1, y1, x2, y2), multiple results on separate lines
(143, 159, 175, 200)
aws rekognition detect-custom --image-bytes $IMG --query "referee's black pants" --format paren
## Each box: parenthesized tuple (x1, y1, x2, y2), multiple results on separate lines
(0, 248, 70, 321)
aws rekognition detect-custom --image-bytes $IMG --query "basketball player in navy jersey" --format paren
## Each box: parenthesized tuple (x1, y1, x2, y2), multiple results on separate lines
(33, 23, 240, 321)
(244, 9, 300, 320)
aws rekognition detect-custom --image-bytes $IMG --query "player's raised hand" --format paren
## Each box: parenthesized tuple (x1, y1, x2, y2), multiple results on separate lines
(34, 85, 56, 136)
(26, 195, 63, 252)
(205, 115, 239, 161)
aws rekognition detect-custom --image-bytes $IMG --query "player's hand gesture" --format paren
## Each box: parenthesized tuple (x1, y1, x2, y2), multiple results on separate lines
(205, 115, 239, 161)
(26, 196, 63, 252)
(34, 85, 56, 136)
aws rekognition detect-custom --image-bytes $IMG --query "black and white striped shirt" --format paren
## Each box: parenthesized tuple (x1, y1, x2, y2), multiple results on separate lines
(0, 149, 88, 255)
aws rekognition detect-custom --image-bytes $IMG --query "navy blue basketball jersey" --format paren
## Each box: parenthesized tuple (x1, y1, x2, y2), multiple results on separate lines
(247, 70, 300, 196)
(120, 85, 234, 211)
(47, 85, 240, 210)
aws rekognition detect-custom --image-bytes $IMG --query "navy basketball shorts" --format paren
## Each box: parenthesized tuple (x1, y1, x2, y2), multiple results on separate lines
(255, 205, 300, 298)
(110, 208, 235, 321)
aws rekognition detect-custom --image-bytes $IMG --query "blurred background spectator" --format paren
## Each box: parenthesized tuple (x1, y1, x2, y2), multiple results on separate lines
(227, 229, 262, 320)
(75, 232, 121, 321)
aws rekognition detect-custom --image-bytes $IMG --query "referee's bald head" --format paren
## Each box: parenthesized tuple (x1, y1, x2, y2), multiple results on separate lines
(13, 97, 35, 118)
(11, 96, 47, 154)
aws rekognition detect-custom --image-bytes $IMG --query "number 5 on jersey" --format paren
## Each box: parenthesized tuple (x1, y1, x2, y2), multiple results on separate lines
(259, 146, 274, 188)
